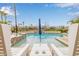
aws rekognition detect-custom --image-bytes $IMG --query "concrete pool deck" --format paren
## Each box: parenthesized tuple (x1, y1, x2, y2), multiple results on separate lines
(10, 43, 68, 56)
(30, 44, 52, 56)
(58, 47, 69, 56)
(56, 36, 68, 46)
(11, 44, 30, 56)
(10, 33, 68, 56)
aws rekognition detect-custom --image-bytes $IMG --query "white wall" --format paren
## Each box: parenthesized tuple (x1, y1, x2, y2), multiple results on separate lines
(68, 24, 78, 56)
(1, 24, 12, 56)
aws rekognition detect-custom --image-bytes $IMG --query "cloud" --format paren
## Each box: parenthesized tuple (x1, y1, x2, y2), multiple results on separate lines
(67, 12, 79, 17)
(44, 3, 74, 8)
(54, 3, 79, 10)
(55, 3, 75, 8)
(0, 6, 19, 16)
(44, 4, 53, 7)
(44, 4, 49, 7)
(44, 3, 79, 10)
(54, 3, 79, 11)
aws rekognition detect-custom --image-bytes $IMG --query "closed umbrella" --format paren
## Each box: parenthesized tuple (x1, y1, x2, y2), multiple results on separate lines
(38, 18, 42, 43)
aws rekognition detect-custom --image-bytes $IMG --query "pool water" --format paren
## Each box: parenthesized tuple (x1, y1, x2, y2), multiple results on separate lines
(14, 33, 66, 47)
(26, 33, 63, 39)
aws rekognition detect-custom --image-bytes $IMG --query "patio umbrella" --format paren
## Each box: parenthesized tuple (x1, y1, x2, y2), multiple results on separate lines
(38, 18, 42, 43)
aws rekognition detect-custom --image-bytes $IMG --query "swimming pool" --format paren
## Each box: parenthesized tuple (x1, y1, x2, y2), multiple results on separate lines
(26, 33, 65, 46)
(26, 33, 63, 39)
(14, 33, 66, 47)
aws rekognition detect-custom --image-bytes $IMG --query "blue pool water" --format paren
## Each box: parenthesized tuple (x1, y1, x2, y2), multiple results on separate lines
(14, 33, 66, 47)
(25, 33, 64, 44)
(26, 33, 63, 39)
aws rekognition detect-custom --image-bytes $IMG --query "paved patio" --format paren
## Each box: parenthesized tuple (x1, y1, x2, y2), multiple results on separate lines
(30, 44, 52, 56)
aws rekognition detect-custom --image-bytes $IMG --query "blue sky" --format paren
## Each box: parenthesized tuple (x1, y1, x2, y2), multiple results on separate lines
(0, 3, 79, 26)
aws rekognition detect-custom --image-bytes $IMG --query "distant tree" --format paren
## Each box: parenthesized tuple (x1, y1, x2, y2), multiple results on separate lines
(68, 17, 79, 24)
(0, 20, 11, 24)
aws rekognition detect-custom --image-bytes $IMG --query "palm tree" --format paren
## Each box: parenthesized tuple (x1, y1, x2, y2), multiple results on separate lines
(3, 12, 7, 24)
(0, 9, 8, 24)
(13, 3, 18, 36)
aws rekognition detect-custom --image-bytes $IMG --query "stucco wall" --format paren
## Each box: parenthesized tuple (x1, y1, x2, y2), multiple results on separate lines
(1, 24, 12, 56)
(68, 24, 78, 56)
